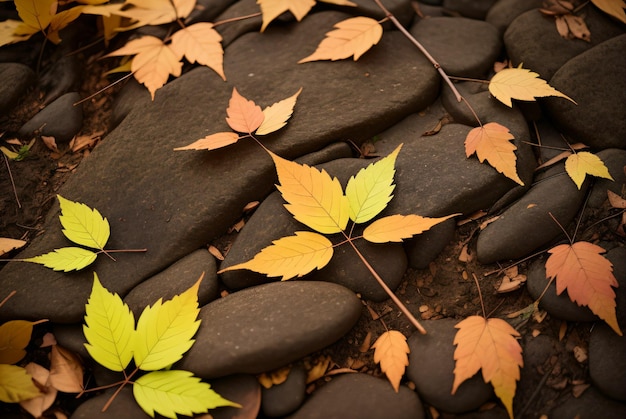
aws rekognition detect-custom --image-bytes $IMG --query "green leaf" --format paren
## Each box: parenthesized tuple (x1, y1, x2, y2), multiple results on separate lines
(133, 370, 240, 418)
(23, 247, 98, 272)
(0, 364, 41, 403)
(219, 231, 334, 280)
(57, 195, 110, 250)
(133, 278, 202, 371)
(83, 273, 135, 372)
(0, 320, 35, 364)
(346, 144, 401, 224)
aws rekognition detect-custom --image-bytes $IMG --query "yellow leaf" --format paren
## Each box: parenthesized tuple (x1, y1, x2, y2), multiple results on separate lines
(14, 0, 56, 32)
(270, 151, 350, 234)
(133, 370, 240, 418)
(591, 0, 626, 23)
(49, 345, 84, 393)
(0, 237, 26, 256)
(83, 273, 135, 372)
(174, 132, 240, 151)
(258, 0, 316, 32)
(0, 320, 35, 364)
(363, 213, 458, 243)
(256, 88, 303, 135)
(465, 122, 524, 185)
(546, 242, 622, 335)
(258, 365, 291, 388)
(345, 144, 401, 224)
(169, 23, 225, 81)
(488, 66, 576, 107)
(226, 87, 265, 134)
(453, 316, 523, 419)
(0, 19, 32, 47)
(20, 362, 56, 419)
(23, 247, 98, 272)
(565, 151, 614, 189)
(371, 330, 409, 392)
(220, 231, 334, 280)
(105, 36, 182, 100)
(116, 0, 195, 27)
(299, 17, 383, 63)
(57, 195, 110, 250)
(0, 364, 40, 403)
(46, 5, 85, 44)
(133, 277, 202, 371)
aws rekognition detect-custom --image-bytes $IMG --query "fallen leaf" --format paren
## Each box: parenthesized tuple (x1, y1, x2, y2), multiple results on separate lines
(173, 132, 240, 151)
(225, 88, 265, 134)
(453, 316, 523, 419)
(169, 23, 225, 80)
(0, 320, 36, 364)
(115, 0, 195, 28)
(363, 214, 458, 243)
(20, 362, 57, 418)
(257, 0, 317, 31)
(372, 330, 409, 392)
(299, 17, 383, 63)
(591, 0, 626, 23)
(24, 247, 98, 272)
(607, 190, 626, 209)
(0, 237, 26, 256)
(305, 355, 332, 383)
(489, 66, 576, 107)
(46, 5, 85, 44)
(546, 242, 622, 335)
(359, 331, 372, 353)
(539, 0, 574, 15)
(557, 14, 591, 42)
(14, 0, 56, 36)
(49, 345, 84, 393)
(565, 151, 614, 189)
(41, 332, 57, 348)
(0, 364, 41, 403)
(258, 365, 291, 389)
(208, 245, 224, 261)
(465, 122, 524, 185)
(256, 88, 302, 135)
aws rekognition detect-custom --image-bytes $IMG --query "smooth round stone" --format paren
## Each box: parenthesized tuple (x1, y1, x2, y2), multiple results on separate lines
(443, 0, 497, 19)
(178, 281, 362, 378)
(0, 62, 35, 114)
(406, 319, 494, 413)
(210, 374, 262, 419)
(18, 92, 83, 143)
(404, 217, 456, 269)
(589, 323, 626, 401)
(286, 373, 424, 419)
(262, 363, 307, 417)
(70, 388, 150, 419)
(549, 386, 626, 418)
(485, 0, 543, 34)
(588, 149, 626, 209)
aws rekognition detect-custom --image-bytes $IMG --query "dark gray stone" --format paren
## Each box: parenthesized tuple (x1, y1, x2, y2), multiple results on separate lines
(123, 249, 220, 318)
(52, 324, 88, 359)
(608, 247, 626, 325)
(544, 35, 626, 150)
(443, 0, 497, 19)
(178, 281, 361, 378)
(485, 0, 543, 34)
(18, 92, 83, 143)
(350, 0, 415, 27)
(210, 374, 262, 419)
(406, 319, 494, 413)
(549, 386, 626, 418)
(70, 388, 150, 419)
(262, 363, 307, 417)
(0, 63, 35, 114)
(588, 149, 626, 208)
(404, 217, 456, 269)
(589, 323, 626, 401)
(187, 0, 237, 25)
(411, 17, 502, 78)
(287, 373, 424, 419)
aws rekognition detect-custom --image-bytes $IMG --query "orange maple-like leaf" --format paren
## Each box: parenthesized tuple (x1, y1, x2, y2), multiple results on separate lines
(225, 88, 265, 134)
(169, 22, 225, 80)
(371, 330, 410, 392)
(453, 316, 522, 419)
(546, 242, 622, 335)
(298, 16, 383, 63)
(465, 122, 524, 185)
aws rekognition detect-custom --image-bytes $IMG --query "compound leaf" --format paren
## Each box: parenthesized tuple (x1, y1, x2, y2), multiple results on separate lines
(83, 273, 135, 372)
(299, 17, 383, 63)
(23, 247, 98, 272)
(565, 151, 614, 189)
(57, 195, 110, 250)
(0, 320, 35, 364)
(134, 277, 202, 371)
(0, 365, 40, 403)
(256, 88, 303, 135)
(371, 330, 409, 392)
(174, 132, 240, 151)
(546, 242, 622, 335)
(219, 231, 334, 280)
(133, 370, 240, 419)
(270, 151, 350, 234)
(226, 88, 264, 134)
(346, 144, 401, 224)
(489, 66, 576, 107)
(169, 22, 225, 80)
(363, 213, 458, 243)
(258, 0, 316, 32)
(453, 316, 523, 419)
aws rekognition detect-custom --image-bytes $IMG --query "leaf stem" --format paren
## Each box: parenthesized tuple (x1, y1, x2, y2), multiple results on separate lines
(471, 273, 487, 319)
(3, 152, 21, 208)
(448, 75, 490, 84)
(213, 12, 262, 27)
(0, 290, 16, 308)
(101, 367, 139, 412)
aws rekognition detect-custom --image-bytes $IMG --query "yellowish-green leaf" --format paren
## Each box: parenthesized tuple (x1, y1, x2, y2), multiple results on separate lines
(591, 0, 626, 23)
(346, 144, 401, 224)
(23, 247, 98, 272)
(270, 151, 350, 234)
(83, 273, 135, 372)
(363, 213, 458, 243)
(15, 0, 56, 32)
(0, 237, 26, 256)
(219, 231, 334, 280)
(57, 195, 110, 250)
(256, 88, 303, 135)
(174, 132, 240, 151)
(134, 277, 202, 371)
(371, 330, 409, 392)
(298, 17, 383, 63)
(565, 151, 614, 189)
(0, 364, 40, 403)
(133, 370, 240, 419)
(489, 66, 576, 107)
(0, 320, 35, 364)
(169, 22, 225, 81)
(258, 0, 316, 32)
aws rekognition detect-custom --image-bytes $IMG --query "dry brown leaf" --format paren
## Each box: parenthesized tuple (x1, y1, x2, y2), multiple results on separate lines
(208, 245, 224, 261)
(359, 331, 372, 353)
(546, 241, 622, 335)
(258, 365, 291, 389)
(465, 122, 524, 185)
(41, 135, 58, 152)
(591, 0, 626, 23)
(607, 189, 626, 209)
(0, 237, 26, 256)
(539, 0, 574, 15)
(169, 22, 225, 80)
(226, 88, 264, 134)
(306, 355, 332, 383)
(371, 330, 409, 392)
(555, 14, 591, 41)
(49, 345, 84, 393)
(20, 362, 57, 418)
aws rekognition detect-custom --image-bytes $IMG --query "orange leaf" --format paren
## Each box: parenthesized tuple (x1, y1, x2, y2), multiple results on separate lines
(257, 0, 316, 32)
(453, 316, 523, 419)
(225, 88, 264, 134)
(298, 17, 383, 63)
(465, 122, 524, 185)
(115, 0, 195, 28)
(256, 88, 302, 135)
(546, 242, 622, 335)
(363, 213, 458, 243)
(371, 330, 409, 392)
(591, 0, 626, 24)
(174, 132, 240, 151)
(169, 23, 225, 80)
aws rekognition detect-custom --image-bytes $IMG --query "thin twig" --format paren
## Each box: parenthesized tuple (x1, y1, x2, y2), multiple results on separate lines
(0, 290, 16, 308)
(73, 72, 134, 107)
(213, 12, 262, 27)
(3, 152, 21, 208)
(472, 273, 487, 319)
